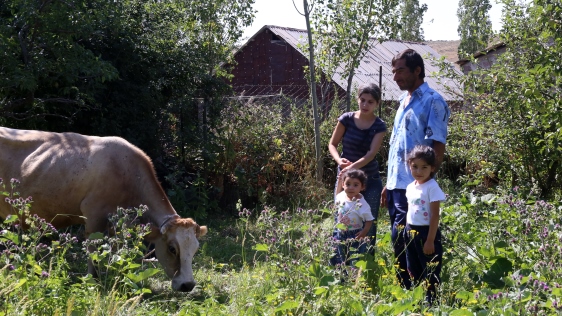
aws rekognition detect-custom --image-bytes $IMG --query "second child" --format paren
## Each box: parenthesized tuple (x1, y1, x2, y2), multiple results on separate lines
(404, 145, 446, 305)
(331, 169, 374, 266)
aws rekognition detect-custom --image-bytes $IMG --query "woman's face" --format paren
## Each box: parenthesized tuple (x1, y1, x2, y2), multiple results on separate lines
(357, 93, 378, 115)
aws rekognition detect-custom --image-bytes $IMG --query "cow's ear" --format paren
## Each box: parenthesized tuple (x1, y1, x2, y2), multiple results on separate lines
(197, 225, 208, 238)
(145, 223, 162, 242)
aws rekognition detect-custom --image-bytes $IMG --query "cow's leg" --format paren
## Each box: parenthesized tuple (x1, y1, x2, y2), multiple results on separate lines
(81, 201, 112, 278)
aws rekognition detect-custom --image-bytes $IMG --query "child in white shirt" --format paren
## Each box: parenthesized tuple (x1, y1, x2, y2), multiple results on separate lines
(331, 169, 374, 266)
(405, 145, 446, 305)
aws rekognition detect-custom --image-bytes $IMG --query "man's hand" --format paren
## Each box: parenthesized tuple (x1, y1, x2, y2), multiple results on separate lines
(380, 186, 388, 208)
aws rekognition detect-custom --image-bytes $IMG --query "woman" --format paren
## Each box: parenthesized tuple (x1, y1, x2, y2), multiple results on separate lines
(328, 83, 386, 249)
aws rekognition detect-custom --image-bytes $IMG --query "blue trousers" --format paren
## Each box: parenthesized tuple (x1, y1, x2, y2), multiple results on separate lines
(387, 189, 410, 289)
(405, 224, 443, 304)
(330, 228, 368, 266)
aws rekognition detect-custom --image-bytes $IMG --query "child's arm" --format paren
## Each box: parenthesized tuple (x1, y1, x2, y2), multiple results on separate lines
(424, 201, 440, 255)
(355, 220, 372, 238)
(336, 171, 345, 195)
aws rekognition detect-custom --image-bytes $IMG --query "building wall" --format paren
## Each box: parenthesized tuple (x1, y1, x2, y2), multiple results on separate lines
(230, 29, 310, 99)
(459, 46, 507, 74)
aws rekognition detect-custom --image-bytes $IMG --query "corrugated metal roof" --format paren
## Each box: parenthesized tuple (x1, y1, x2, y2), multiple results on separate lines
(262, 25, 463, 101)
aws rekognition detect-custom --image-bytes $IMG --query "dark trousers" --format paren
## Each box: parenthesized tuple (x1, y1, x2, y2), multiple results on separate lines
(405, 224, 443, 304)
(330, 228, 368, 266)
(387, 189, 410, 289)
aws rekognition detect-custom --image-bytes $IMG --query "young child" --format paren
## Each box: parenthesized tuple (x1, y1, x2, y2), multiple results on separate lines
(331, 169, 374, 266)
(404, 145, 446, 305)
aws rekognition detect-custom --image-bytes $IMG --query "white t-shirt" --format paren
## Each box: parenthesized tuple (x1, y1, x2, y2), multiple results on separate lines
(406, 179, 446, 226)
(334, 192, 374, 231)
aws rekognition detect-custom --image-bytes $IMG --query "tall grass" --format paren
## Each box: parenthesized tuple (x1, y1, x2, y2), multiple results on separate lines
(2, 181, 562, 314)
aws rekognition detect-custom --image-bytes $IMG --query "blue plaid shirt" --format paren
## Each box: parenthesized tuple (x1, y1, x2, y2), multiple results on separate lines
(386, 82, 450, 190)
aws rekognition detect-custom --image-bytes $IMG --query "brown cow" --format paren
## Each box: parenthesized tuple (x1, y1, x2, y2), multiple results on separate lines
(0, 127, 207, 292)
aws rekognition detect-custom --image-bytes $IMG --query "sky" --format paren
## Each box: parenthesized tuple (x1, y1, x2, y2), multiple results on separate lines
(243, 0, 504, 42)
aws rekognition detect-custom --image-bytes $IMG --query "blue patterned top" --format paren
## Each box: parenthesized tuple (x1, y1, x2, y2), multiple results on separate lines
(338, 112, 387, 178)
(386, 82, 450, 190)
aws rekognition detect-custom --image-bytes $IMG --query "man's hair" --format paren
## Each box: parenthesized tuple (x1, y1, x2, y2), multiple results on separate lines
(357, 83, 381, 103)
(391, 48, 425, 79)
(341, 168, 368, 187)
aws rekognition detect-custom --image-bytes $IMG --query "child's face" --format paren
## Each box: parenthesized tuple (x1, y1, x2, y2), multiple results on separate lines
(342, 177, 365, 199)
(409, 158, 435, 184)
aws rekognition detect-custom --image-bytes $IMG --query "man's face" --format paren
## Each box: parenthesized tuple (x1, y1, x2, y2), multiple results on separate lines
(392, 58, 418, 92)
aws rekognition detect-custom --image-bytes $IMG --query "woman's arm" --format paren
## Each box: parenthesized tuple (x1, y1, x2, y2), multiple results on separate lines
(346, 131, 386, 171)
(423, 201, 440, 255)
(328, 121, 352, 168)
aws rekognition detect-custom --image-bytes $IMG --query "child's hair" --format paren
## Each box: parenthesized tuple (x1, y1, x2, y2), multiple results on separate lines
(341, 168, 368, 187)
(407, 145, 437, 177)
(357, 83, 381, 103)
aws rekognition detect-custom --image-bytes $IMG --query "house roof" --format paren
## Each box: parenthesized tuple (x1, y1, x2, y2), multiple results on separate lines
(239, 25, 463, 101)
(456, 42, 506, 66)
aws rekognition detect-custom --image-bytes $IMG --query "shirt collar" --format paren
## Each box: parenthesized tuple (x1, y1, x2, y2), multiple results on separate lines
(412, 82, 429, 99)
(399, 82, 428, 102)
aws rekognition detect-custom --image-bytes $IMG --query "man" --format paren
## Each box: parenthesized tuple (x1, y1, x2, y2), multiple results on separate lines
(381, 48, 450, 289)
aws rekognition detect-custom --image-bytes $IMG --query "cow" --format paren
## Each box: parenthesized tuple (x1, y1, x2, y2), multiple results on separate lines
(0, 127, 207, 292)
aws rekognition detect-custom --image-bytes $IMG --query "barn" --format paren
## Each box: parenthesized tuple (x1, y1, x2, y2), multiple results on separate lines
(456, 42, 506, 74)
(229, 25, 463, 108)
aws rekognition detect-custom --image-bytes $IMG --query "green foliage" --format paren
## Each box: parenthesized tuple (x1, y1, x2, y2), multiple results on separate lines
(84, 205, 157, 295)
(3, 175, 562, 314)
(311, 0, 400, 111)
(457, 0, 493, 58)
(206, 98, 334, 212)
(398, 0, 427, 41)
(447, 0, 562, 197)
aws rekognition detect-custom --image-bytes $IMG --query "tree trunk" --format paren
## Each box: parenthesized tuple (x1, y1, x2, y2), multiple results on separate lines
(303, 0, 323, 182)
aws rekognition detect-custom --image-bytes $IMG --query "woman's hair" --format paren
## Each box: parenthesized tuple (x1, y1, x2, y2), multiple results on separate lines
(391, 48, 425, 79)
(341, 168, 368, 187)
(357, 83, 381, 103)
(407, 145, 437, 176)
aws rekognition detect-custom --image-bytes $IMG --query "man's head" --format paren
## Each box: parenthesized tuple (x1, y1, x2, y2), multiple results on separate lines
(391, 49, 425, 92)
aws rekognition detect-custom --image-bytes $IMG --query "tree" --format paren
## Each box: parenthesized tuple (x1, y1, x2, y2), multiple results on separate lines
(399, 0, 427, 41)
(447, 0, 562, 197)
(0, 0, 118, 129)
(312, 0, 400, 111)
(457, 0, 493, 58)
(293, 0, 324, 182)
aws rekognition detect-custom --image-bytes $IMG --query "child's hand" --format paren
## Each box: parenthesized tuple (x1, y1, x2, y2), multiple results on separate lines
(423, 240, 435, 255)
(355, 230, 368, 239)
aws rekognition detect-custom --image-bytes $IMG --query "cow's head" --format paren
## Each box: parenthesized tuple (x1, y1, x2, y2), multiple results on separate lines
(147, 216, 207, 292)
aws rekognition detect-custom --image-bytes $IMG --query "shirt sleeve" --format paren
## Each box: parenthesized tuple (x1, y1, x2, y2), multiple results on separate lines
(338, 112, 352, 128)
(428, 181, 447, 202)
(426, 96, 450, 144)
(359, 197, 374, 221)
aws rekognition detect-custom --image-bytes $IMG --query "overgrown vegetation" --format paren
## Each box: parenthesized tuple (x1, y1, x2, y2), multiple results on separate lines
(1, 0, 562, 313)
(2, 178, 562, 314)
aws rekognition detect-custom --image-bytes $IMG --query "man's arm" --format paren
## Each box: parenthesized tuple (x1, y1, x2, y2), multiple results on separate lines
(432, 141, 446, 172)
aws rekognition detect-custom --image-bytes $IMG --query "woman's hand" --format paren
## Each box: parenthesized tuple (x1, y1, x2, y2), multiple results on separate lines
(339, 158, 352, 169)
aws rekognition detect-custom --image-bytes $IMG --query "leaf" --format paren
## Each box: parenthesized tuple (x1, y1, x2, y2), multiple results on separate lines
(4, 215, 18, 225)
(450, 310, 474, 316)
(253, 244, 269, 252)
(455, 290, 473, 301)
(314, 287, 328, 295)
(0, 231, 20, 245)
(274, 300, 299, 312)
(125, 268, 160, 283)
(88, 232, 105, 240)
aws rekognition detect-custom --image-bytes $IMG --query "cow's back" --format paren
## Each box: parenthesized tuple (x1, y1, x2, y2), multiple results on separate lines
(0, 127, 157, 228)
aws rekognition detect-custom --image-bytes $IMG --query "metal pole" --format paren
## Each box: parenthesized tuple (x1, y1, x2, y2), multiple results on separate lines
(379, 65, 382, 119)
